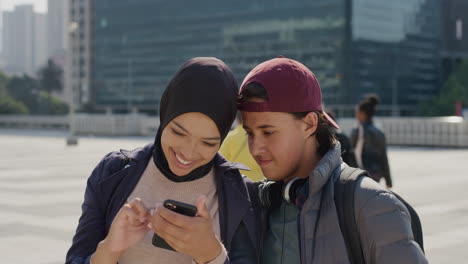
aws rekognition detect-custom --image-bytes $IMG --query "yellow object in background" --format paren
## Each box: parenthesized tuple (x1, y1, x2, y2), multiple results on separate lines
(219, 125, 264, 181)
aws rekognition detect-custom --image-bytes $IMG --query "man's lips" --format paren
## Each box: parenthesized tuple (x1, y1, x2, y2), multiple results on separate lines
(256, 158, 272, 166)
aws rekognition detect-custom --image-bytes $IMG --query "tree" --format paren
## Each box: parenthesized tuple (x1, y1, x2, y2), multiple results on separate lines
(6, 74, 39, 109)
(418, 60, 468, 116)
(0, 72, 8, 96)
(0, 72, 28, 114)
(0, 95, 29, 114)
(37, 59, 63, 97)
(4, 74, 68, 115)
(34, 91, 69, 115)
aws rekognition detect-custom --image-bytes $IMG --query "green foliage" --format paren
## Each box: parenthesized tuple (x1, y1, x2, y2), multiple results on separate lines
(0, 72, 69, 115)
(418, 60, 468, 116)
(0, 72, 29, 114)
(37, 59, 63, 96)
(0, 94, 29, 114)
(0, 72, 8, 96)
(6, 75, 39, 107)
(33, 92, 69, 115)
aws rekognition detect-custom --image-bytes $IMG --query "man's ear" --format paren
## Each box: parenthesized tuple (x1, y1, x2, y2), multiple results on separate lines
(303, 112, 318, 137)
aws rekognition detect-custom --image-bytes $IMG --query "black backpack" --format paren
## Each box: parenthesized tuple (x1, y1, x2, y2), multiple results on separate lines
(334, 167, 424, 264)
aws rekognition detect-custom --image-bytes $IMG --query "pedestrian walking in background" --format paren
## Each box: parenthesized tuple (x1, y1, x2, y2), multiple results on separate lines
(350, 95, 393, 188)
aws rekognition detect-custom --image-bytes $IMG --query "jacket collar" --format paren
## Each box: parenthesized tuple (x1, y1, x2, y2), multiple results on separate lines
(213, 152, 254, 251)
(215, 153, 251, 171)
(307, 142, 342, 196)
(119, 143, 154, 162)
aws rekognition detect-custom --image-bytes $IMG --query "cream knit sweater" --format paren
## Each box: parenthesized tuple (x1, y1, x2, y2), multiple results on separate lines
(118, 158, 227, 264)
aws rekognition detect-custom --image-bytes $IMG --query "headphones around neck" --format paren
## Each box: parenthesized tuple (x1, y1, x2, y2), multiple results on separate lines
(258, 177, 307, 209)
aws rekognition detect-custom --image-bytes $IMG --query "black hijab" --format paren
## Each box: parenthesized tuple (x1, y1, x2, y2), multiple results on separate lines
(153, 57, 238, 182)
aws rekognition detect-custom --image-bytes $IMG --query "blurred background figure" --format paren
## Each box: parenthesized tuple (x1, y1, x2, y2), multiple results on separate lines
(350, 95, 393, 188)
(219, 113, 264, 181)
(326, 110, 356, 167)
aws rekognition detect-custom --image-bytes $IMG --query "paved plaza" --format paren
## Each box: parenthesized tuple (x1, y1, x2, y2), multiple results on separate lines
(0, 129, 467, 263)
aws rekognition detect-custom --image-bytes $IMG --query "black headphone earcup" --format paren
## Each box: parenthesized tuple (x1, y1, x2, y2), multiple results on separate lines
(285, 178, 307, 204)
(258, 181, 283, 209)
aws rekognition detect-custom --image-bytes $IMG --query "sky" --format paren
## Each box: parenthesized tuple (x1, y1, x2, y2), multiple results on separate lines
(1, 0, 47, 13)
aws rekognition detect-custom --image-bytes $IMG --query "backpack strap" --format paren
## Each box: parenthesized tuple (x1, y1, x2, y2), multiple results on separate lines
(334, 166, 368, 264)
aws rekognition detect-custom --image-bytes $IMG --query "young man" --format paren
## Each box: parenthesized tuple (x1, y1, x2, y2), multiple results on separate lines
(237, 57, 427, 263)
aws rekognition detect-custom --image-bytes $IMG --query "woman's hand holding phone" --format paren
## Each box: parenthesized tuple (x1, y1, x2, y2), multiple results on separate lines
(150, 195, 223, 264)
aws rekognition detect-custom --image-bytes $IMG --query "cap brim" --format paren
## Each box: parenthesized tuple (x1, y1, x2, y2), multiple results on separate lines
(322, 111, 340, 129)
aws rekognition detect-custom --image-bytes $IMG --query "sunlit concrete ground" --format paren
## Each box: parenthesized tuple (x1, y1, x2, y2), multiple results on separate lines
(0, 129, 466, 264)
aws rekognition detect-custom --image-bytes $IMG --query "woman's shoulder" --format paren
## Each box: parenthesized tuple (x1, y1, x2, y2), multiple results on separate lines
(365, 123, 386, 140)
(89, 143, 153, 184)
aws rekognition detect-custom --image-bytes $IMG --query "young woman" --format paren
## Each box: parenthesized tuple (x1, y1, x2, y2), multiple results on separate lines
(350, 95, 393, 188)
(66, 57, 257, 264)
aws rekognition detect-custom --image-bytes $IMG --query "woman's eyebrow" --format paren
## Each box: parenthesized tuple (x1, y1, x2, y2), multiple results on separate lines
(203, 136, 221, 141)
(173, 121, 220, 141)
(173, 121, 190, 134)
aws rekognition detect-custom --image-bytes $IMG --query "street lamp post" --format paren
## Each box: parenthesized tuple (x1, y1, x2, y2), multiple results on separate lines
(127, 57, 134, 113)
(391, 45, 400, 117)
(66, 21, 79, 145)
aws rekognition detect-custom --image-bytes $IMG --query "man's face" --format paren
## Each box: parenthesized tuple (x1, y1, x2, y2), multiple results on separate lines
(241, 111, 311, 182)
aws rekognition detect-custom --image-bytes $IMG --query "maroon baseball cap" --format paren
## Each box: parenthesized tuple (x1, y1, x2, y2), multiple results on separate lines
(237, 57, 339, 129)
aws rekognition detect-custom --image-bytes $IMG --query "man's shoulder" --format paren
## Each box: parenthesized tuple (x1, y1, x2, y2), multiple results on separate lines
(353, 177, 408, 220)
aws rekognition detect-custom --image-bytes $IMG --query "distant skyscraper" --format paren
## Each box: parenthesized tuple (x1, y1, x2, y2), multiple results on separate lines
(65, 0, 93, 108)
(35, 12, 48, 71)
(1, 4, 47, 76)
(0, 0, 3, 54)
(47, 0, 68, 64)
(441, 0, 468, 84)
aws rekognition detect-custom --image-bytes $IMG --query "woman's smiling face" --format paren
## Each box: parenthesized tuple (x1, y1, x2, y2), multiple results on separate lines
(161, 112, 221, 176)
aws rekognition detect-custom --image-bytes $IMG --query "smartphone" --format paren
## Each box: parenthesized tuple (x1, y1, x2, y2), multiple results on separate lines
(151, 199, 198, 251)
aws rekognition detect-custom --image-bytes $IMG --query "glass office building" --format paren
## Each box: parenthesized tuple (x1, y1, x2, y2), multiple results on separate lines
(94, 0, 441, 115)
(440, 0, 468, 85)
(350, 0, 441, 115)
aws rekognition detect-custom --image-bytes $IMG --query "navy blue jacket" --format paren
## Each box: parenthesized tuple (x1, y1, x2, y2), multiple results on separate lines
(66, 143, 258, 264)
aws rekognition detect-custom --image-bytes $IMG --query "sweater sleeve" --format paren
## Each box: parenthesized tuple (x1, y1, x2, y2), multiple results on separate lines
(355, 177, 427, 264)
(192, 244, 228, 264)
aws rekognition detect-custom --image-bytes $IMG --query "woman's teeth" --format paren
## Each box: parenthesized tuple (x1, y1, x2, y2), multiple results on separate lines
(176, 154, 192, 165)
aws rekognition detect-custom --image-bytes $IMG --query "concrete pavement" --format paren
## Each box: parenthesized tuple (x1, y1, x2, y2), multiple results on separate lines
(0, 129, 466, 263)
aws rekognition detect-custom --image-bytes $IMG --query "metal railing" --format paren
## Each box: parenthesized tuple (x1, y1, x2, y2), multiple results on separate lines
(338, 116, 468, 147)
(1, 115, 466, 147)
(0, 115, 69, 129)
